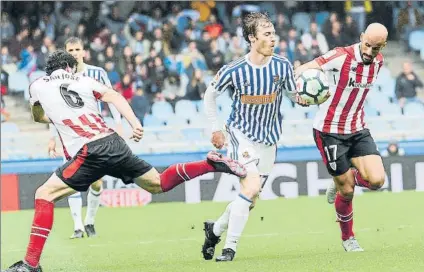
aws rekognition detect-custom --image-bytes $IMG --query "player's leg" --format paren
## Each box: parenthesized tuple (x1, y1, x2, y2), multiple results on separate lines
(5, 173, 76, 272)
(313, 129, 363, 251)
(216, 143, 275, 262)
(350, 129, 385, 190)
(67, 192, 85, 239)
(84, 179, 103, 237)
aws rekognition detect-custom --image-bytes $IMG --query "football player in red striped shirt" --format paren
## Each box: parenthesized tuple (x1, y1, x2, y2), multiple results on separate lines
(295, 23, 388, 252)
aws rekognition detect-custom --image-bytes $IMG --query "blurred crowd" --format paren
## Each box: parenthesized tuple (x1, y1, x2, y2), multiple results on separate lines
(1, 1, 423, 123)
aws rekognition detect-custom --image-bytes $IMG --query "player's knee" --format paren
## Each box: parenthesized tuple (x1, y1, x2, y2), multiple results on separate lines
(334, 173, 354, 199)
(35, 185, 54, 202)
(368, 173, 385, 190)
(90, 180, 103, 192)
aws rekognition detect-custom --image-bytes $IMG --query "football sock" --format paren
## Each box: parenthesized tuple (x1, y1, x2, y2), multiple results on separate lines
(224, 194, 252, 252)
(352, 168, 372, 189)
(68, 192, 84, 231)
(24, 199, 54, 268)
(335, 193, 354, 241)
(84, 185, 102, 226)
(160, 161, 215, 192)
(213, 202, 233, 237)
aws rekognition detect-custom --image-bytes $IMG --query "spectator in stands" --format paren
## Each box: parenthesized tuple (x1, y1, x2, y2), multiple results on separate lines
(119, 46, 134, 75)
(204, 14, 223, 39)
(1, 46, 14, 65)
(8, 28, 30, 59)
(162, 73, 188, 103)
(131, 86, 150, 126)
(124, 20, 151, 60)
(105, 61, 120, 86)
(381, 140, 405, 157)
(56, 25, 73, 48)
(322, 12, 339, 38)
(395, 61, 424, 108)
(275, 13, 290, 40)
(114, 73, 134, 102)
(31, 28, 44, 52)
(1, 98, 11, 123)
(182, 41, 207, 70)
(295, 43, 311, 65)
(197, 31, 212, 55)
(344, 0, 373, 34)
(75, 24, 89, 47)
(1, 69, 9, 96)
(152, 28, 164, 56)
(39, 13, 55, 40)
(103, 5, 125, 34)
(185, 69, 206, 100)
(17, 45, 37, 75)
(205, 39, 224, 73)
(191, 1, 215, 23)
(217, 30, 232, 54)
(276, 40, 293, 61)
(301, 22, 329, 56)
(397, 1, 424, 51)
(226, 35, 245, 62)
(342, 15, 359, 44)
(326, 21, 348, 48)
(151, 56, 167, 94)
(286, 28, 298, 63)
(1, 12, 15, 42)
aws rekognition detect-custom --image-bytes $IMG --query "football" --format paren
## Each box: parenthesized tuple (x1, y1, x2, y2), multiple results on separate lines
(296, 69, 330, 105)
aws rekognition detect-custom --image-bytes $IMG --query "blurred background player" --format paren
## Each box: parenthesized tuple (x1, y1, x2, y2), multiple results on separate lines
(201, 12, 308, 262)
(295, 23, 388, 252)
(5, 50, 247, 272)
(47, 37, 123, 239)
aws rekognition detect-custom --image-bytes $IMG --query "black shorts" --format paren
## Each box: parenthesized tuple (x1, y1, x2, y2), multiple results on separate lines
(56, 133, 153, 192)
(313, 128, 380, 176)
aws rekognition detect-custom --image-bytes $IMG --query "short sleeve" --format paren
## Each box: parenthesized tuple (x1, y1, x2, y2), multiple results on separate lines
(283, 61, 297, 95)
(87, 77, 111, 100)
(29, 81, 40, 106)
(314, 48, 346, 72)
(211, 65, 232, 94)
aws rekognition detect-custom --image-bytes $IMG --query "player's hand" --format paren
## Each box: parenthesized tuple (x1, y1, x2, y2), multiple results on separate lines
(47, 139, 58, 158)
(294, 67, 306, 80)
(211, 131, 226, 149)
(130, 125, 144, 142)
(295, 94, 310, 107)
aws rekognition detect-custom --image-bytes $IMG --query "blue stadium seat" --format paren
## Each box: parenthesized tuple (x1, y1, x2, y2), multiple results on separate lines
(292, 12, 311, 34)
(409, 30, 424, 52)
(367, 121, 391, 134)
(315, 11, 329, 28)
(165, 115, 188, 127)
(305, 106, 319, 119)
(151, 101, 174, 119)
(421, 47, 424, 61)
(403, 102, 424, 116)
(216, 94, 233, 112)
(175, 100, 197, 119)
(144, 114, 165, 127)
(363, 104, 379, 117)
(9, 72, 29, 95)
(192, 100, 204, 113)
(188, 113, 208, 126)
(181, 128, 204, 141)
(1, 122, 20, 133)
(378, 103, 402, 117)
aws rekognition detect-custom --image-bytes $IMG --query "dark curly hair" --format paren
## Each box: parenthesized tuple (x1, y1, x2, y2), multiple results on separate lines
(242, 12, 273, 45)
(45, 50, 78, 76)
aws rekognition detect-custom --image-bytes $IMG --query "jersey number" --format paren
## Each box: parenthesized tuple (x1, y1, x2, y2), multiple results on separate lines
(60, 84, 84, 108)
(324, 145, 337, 162)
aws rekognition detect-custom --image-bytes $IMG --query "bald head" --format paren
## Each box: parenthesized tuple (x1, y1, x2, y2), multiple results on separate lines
(360, 23, 388, 65)
(363, 23, 388, 43)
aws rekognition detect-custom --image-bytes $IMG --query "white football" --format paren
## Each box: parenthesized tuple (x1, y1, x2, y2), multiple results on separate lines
(296, 69, 330, 105)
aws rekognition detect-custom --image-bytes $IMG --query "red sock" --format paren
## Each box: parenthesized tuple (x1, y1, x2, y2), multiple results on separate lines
(352, 168, 371, 189)
(160, 160, 215, 192)
(335, 193, 354, 241)
(24, 199, 54, 267)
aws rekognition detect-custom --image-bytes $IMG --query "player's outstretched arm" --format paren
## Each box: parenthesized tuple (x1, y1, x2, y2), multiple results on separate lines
(294, 60, 322, 80)
(31, 103, 50, 124)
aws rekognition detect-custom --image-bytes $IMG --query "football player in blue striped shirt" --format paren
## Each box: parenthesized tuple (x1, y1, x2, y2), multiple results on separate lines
(202, 12, 308, 261)
(47, 37, 123, 239)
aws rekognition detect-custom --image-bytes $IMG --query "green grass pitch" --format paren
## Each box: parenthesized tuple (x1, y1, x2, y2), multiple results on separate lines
(2, 191, 423, 272)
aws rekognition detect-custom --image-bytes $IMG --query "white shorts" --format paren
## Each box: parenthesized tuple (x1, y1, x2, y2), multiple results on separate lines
(225, 126, 276, 176)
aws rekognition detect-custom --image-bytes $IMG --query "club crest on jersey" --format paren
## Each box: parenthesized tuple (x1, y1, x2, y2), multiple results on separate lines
(243, 80, 250, 87)
(329, 162, 337, 171)
(242, 151, 250, 159)
(273, 75, 280, 83)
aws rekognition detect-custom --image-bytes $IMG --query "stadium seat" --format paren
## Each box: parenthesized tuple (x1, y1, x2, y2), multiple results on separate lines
(29, 70, 46, 83)
(421, 47, 424, 61)
(1, 122, 20, 133)
(378, 103, 402, 117)
(305, 106, 319, 119)
(363, 104, 379, 117)
(408, 30, 424, 52)
(181, 128, 204, 141)
(175, 100, 197, 119)
(291, 12, 311, 34)
(144, 114, 165, 127)
(192, 100, 204, 113)
(216, 93, 232, 112)
(151, 101, 174, 119)
(403, 102, 424, 116)
(165, 115, 189, 127)
(315, 11, 329, 29)
(8, 71, 29, 94)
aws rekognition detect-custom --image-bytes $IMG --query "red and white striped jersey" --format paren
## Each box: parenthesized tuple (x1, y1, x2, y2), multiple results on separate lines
(313, 43, 384, 134)
(29, 69, 114, 159)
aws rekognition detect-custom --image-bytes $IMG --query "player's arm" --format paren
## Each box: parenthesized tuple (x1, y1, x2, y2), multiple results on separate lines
(284, 62, 309, 107)
(90, 78, 143, 141)
(295, 48, 344, 78)
(101, 69, 123, 135)
(204, 65, 232, 149)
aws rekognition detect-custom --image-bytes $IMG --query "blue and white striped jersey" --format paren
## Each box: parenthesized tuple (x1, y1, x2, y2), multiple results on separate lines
(212, 54, 296, 145)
